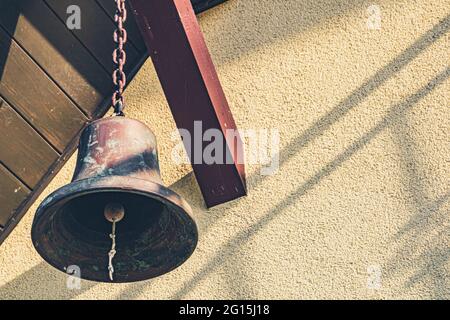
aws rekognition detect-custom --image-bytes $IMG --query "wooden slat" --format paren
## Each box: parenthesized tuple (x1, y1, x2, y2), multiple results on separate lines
(0, 164, 30, 227)
(0, 26, 87, 152)
(45, 0, 141, 75)
(96, 0, 147, 53)
(0, 98, 59, 188)
(0, 0, 110, 117)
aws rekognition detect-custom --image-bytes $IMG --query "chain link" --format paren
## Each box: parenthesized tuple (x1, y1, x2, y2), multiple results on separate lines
(112, 0, 128, 116)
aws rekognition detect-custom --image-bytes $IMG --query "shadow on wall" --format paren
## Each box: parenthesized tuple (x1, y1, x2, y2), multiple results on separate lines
(383, 119, 450, 297)
(170, 67, 449, 300)
(203, 0, 368, 64)
(1, 0, 448, 299)
(113, 12, 450, 299)
(121, 2, 450, 299)
(0, 262, 96, 299)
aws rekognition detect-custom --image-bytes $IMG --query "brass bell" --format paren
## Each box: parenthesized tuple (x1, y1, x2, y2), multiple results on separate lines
(31, 117, 198, 283)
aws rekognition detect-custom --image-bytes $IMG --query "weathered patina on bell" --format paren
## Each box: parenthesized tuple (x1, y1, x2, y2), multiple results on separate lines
(31, 117, 198, 283)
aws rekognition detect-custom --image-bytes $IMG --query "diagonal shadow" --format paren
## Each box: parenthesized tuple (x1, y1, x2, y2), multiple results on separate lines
(390, 115, 449, 240)
(201, 14, 450, 238)
(205, 0, 369, 65)
(114, 16, 450, 298)
(32, 6, 449, 299)
(385, 205, 450, 299)
(383, 112, 450, 298)
(395, 192, 450, 238)
(0, 262, 96, 300)
(171, 68, 449, 299)
(248, 14, 450, 190)
(222, 250, 256, 299)
(404, 245, 450, 298)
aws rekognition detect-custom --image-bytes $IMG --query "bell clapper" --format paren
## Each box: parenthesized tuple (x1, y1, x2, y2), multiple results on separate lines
(104, 203, 125, 281)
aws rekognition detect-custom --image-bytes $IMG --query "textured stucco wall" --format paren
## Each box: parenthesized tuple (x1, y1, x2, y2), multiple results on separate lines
(0, 0, 449, 299)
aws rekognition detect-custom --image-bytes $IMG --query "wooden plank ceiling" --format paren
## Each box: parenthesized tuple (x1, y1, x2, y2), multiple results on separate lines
(0, 0, 227, 244)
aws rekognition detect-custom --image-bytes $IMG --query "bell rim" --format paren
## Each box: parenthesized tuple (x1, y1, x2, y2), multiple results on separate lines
(32, 175, 198, 283)
(34, 175, 194, 219)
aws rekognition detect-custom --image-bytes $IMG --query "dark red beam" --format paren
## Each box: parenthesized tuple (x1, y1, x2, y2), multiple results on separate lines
(130, 0, 246, 207)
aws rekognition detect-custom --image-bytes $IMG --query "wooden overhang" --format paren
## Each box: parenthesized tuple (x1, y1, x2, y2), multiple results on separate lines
(0, 0, 233, 246)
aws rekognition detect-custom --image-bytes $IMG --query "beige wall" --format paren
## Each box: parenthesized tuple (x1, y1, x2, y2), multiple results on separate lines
(0, 0, 449, 299)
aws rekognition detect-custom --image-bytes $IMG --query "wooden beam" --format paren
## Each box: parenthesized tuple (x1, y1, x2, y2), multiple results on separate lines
(130, 0, 246, 207)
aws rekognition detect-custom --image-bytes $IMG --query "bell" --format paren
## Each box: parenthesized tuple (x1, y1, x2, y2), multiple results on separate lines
(31, 117, 198, 283)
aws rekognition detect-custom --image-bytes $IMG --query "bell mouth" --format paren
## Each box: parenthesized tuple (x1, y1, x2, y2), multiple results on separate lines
(31, 176, 198, 283)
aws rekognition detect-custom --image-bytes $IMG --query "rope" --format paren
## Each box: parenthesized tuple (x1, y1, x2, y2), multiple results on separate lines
(108, 220, 117, 281)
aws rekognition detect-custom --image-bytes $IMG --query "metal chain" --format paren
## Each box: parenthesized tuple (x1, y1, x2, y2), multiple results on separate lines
(112, 0, 128, 116)
(108, 220, 117, 281)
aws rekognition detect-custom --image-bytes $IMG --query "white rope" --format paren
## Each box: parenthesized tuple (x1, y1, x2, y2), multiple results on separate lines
(108, 220, 117, 281)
